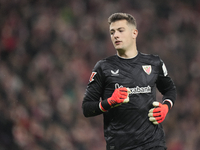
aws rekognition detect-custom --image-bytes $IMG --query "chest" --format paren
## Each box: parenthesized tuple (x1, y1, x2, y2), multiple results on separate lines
(103, 63, 159, 89)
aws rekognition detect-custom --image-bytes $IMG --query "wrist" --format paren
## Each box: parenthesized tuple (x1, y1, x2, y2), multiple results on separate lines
(163, 99, 173, 110)
(99, 100, 111, 112)
(99, 102, 107, 112)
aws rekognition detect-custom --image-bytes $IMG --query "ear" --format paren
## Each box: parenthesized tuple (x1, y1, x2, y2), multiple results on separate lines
(132, 29, 138, 39)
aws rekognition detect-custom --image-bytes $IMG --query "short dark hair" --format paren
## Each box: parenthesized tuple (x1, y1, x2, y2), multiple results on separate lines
(108, 13, 137, 28)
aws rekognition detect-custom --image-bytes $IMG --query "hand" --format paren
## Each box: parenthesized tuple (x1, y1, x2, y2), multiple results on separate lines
(107, 87, 130, 107)
(148, 102, 169, 125)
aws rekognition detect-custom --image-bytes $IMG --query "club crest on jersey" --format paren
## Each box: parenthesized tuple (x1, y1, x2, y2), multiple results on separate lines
(89, 72, 97, 82)
(142, 65, 152, 75)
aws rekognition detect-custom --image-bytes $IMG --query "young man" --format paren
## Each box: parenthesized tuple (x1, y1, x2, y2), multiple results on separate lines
(82, 13, 176, 150)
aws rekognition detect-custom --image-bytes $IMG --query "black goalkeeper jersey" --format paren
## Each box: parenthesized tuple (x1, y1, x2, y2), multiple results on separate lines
(82, 52, 176, 150)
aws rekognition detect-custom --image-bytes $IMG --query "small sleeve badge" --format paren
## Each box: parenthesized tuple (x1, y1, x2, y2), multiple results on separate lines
(89, 72, 97, 82)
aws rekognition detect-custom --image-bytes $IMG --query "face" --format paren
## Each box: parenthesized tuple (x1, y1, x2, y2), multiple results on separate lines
(109, 20, 137, 51)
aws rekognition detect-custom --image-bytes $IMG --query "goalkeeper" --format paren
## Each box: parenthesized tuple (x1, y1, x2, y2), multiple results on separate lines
(82, 13, 176, 150)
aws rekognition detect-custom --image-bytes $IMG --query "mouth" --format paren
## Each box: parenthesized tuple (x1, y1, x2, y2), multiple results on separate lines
(115, 41, 121, 45)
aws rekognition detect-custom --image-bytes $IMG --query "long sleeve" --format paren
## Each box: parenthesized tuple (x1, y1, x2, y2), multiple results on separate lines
(82, 60, 105, 117)
(156, 59, 176, 109)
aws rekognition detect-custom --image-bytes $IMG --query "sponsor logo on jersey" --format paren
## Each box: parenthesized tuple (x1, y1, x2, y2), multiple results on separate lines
(142, 65, 152, 75)
(129, 85, 151, 94)
(89, 72, 97, 82)
(115, 83, 151, 94)
(111, 69, 119, 76)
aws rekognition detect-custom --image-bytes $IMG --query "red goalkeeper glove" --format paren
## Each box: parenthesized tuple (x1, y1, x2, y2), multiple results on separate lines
(107, 87, 130, 106)
(99, 87, 130, 112)
(148, 102, 169, 125)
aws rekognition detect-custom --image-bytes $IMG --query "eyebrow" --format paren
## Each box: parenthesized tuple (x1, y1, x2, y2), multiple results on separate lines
(110, 27, 125, 32)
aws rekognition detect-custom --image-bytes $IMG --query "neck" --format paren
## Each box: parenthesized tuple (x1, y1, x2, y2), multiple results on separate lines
(117, 48, 138, 59)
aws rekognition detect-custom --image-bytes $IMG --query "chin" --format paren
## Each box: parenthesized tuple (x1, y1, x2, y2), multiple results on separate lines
(115, 46, 123, 50)
(116, 48, 125, 52)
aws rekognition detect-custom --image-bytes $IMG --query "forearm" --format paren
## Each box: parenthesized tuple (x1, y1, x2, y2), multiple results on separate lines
(162, 85, 176, 110)
(156, 75, 176, 109)
(82, 88, 129, 117)
(82, 101, 103, 117)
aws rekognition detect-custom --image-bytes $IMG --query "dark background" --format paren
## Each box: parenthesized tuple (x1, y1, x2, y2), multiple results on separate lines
(0, 0, 200, 150)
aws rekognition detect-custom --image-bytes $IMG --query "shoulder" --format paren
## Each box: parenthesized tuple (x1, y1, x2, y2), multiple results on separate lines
(104, 55, 118, 62)
(139, 52, 160, 60)
(139, 52, 162, 65)
(93, 55, 117, 70)
(95, 55, 117, 66)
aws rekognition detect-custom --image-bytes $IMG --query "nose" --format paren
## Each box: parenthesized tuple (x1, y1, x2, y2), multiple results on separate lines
(113, 31, 119, 39)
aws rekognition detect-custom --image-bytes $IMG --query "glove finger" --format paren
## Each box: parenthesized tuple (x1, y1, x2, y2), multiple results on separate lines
(149, 117, 159, 125)
(149, 108, 154, 113)
(152, 101, 160, 107)
(152, 120, 159, 125)
(154, 116, 163, 121)
(116, 92, 127, 99)
(157, 119, 164, 123)
(148, 112, 153, 117)
(150, 117, 164, 124)
(149, 108, 161, 113)
(153, 112, 161, 117)
(126, 88, 131, 94)
(119, 87, 128, 92)
(119, 91, 128, 95)
(153, 107, 161, 113)
(149, 107, 161, 113)
(119, 94, 128, 99)
(149, 116, 157, 122)
(123, 97, 129, 103)
(148, 112, 160, 117)
(119, 92, 128, 98)
(154, 117, 164, 124)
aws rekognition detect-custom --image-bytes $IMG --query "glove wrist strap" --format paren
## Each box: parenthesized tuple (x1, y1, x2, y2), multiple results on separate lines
(99, 102, 107, 112)
(99, 100, 111, 112)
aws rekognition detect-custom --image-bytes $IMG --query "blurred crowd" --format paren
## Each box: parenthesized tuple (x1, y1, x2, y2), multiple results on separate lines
(0, 0, 200, 150)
